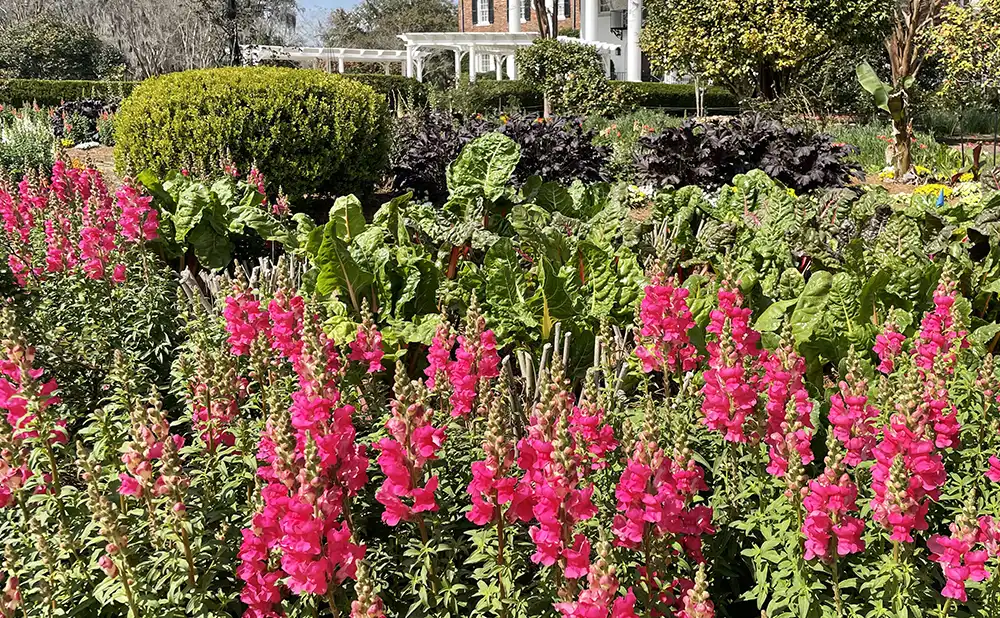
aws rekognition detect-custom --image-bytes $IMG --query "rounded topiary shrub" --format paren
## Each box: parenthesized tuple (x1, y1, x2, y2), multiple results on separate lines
(114, 67, 390, 199)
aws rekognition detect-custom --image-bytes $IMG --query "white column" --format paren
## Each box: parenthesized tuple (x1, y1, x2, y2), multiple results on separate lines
(384, 62, 391, 75)
(626, 0, 642, 82)
(508, 0, 521, 78)
(455, 49, 463, 85)
(416, 57, 424, 82)
(337, 56, 345, 73)
(405, 45, 414, 78)
(495, 57, 502, 79)
(583, 0, 598, 41)
(469, 45, 477, 82)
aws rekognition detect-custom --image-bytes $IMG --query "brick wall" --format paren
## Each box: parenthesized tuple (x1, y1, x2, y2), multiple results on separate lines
(459, 0, 580, 33)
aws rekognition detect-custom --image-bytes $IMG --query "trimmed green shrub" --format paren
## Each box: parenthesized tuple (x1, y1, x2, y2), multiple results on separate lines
(0, 79, 136, 107)
(443, 80, 543, 114)
(114, 67, 390, 200)
(619, 82, 739, 113)
(439, 80, 739, 116)
(347, 74, 427, 109)
(0, 17, 124, 81)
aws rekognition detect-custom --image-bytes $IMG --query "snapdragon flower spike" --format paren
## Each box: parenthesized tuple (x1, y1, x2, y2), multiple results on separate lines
(0, 418, 28, 509)
(678, 564, 714, 618)
(424, 317, 455, 390)
(267, 289, 305, 361)
(828, 354, 879, 466)
(701, 284, 762, 443)
(0, 547, 19, 618)
(240, 312, 367, 613)
(927, 495, 991, 603)
(873, 321, 906, 374)
(870, 376, 946, 543)
(467, 383, 517, 526)
(612, 406, 713, 562)
(761, 334, 813, 476)
(513, 357, 603, 580)
(350, 561, 386, 618)
(348, 301, 385, 373)
(448, 298, 501, 417)
(0, 316, 67, 446)
(915, 279, 967, 375)
(569, 374, 618, 471)
(635, 267, 700, 374)
(801, 434, 865, 562)
(116, 178, 159, 242)
(375, 362, 445, 526)
(223, 280, 270, 357)
(554, 535, 640, 618)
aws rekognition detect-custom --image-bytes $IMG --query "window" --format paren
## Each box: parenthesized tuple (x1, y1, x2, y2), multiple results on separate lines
(598, 0, 611, 12)
(557, 0, 567, 18)
(477, 0, 491, 24)
(522, 0, 530, 21)
(477, 54, 493, 73)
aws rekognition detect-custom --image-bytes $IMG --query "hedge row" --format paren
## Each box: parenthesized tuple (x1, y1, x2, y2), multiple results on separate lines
(114, 67, 390, 200)
(0, 73, 425, 110)
(347, 74, 427, 109)
(0, 79, 136, 107)
(445, 80, 738, 116)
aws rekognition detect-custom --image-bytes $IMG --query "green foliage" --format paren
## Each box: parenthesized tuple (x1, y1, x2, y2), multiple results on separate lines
(515, 39, 632, 116)
(0, 79, 136, 107)
(347, 73, 428, 109)
(926, 0, 1000, 107)
(136, 169, 305, 270)
(0, 105, 54, 178)
(114, 67, 391, 200)
(0, 17, 124, 81)
(618, 82, 738, 113)
(641, 0, 890, 99)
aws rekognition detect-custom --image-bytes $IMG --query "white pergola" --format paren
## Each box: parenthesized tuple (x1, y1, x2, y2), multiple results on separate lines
(242, 45, 407, 74)
(396, 33, 620, 83)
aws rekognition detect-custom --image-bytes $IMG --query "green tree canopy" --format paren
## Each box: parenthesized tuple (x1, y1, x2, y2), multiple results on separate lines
(641, 0, 889, 99)
(0, 16, 122, 80)
(322, 0, 456, 50)
(927, 0, 1000, 107)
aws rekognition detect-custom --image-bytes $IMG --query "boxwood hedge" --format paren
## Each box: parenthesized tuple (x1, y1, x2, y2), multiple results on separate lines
(0, 79, 136, 107)
(114, 67, 390, 199)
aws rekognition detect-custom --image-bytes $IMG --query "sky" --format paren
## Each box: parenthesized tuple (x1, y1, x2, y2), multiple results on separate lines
(298, 0, 355, 43)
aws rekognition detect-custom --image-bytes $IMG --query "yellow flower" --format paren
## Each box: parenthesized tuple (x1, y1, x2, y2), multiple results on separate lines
(960, 172, 974, 182)
(914, 165, 931, 176)
(912, 183, 951, 197)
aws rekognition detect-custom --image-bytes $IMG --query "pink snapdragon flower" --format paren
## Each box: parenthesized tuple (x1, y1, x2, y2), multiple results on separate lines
(928, 505, 992, 602)
(239, 313, 368, 615)
(701, 285, 762, 443)
(116, 179, 158, 242)
(635, 271, 699, 374)
(375, 372, 445, 526)
(801, 439, 865, 562)
(424, 319, 455, 389)
(873, 322, 906, 374)
(448, 304, 500, 417)
(827, 361, 879, 467)
(612, 422, 713, 562)
(348, 314, 385, 374)
(467, 393, 517, 526)
(761, 339, 813, 477)
(223, 285, 271, 356)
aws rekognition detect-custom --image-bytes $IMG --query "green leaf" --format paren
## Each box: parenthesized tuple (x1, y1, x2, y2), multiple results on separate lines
(971, 323, 1000, 346)
(173, 182, 212, 244)
(790, 271, 832, 345)
(329, 194, 367, 241)
(136, 169, 175, 211)
(187, 219, 233, 269)
(856, 62, 889, 112)
(754, 299, 797, 332)
(447, 132, 521, 201)
(536, 255, 577, 339)
(534, 182, 576, 216)
(315, 221, 373, 312)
